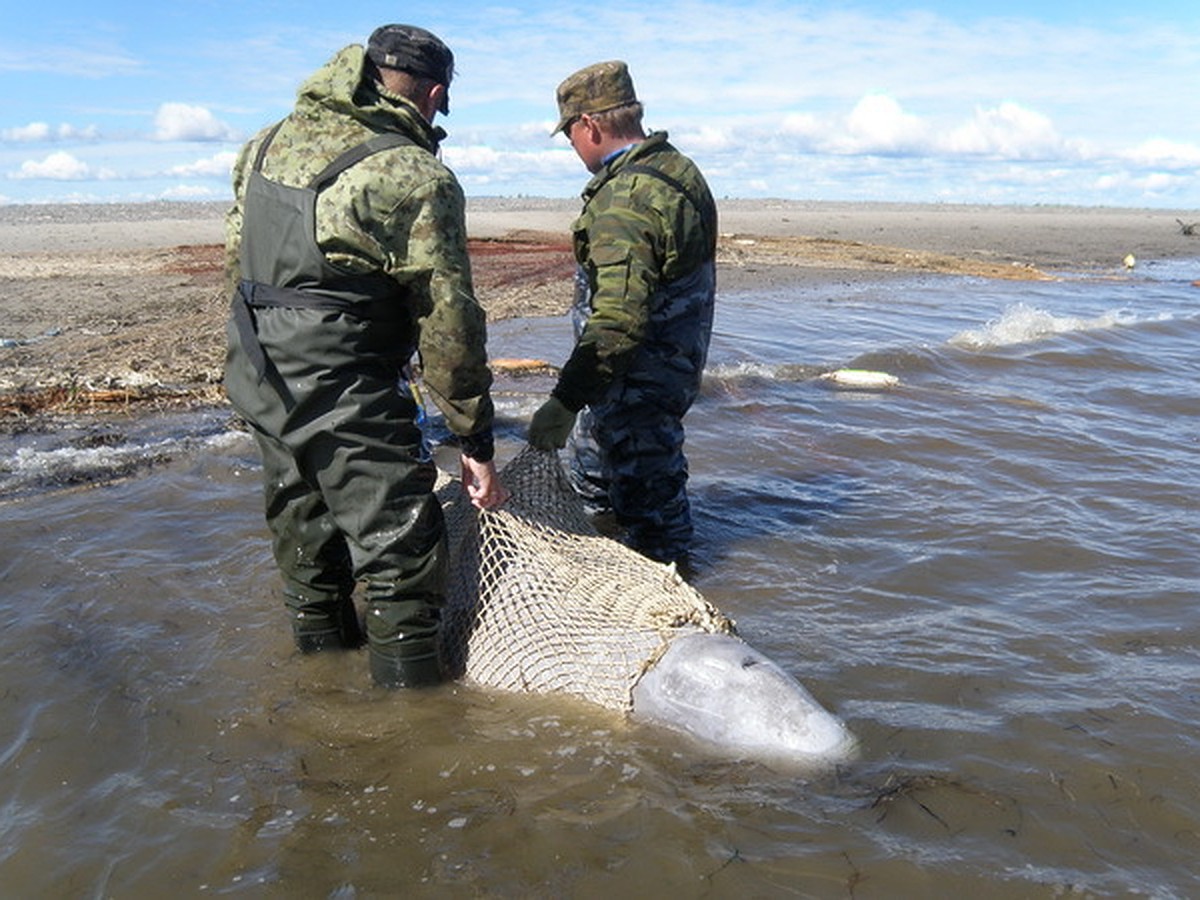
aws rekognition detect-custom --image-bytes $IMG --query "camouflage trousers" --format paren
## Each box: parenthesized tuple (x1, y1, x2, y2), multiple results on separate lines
(568, 401, 693, 564)
(563, 265, 711, 566)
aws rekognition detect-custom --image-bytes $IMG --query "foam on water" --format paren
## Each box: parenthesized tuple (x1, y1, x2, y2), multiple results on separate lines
(0, 416, 248, 499)
(948, 301, 1139, 349)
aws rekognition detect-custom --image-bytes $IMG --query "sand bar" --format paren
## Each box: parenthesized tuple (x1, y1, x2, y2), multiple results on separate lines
(2, 199, 1197, 266)
(2, 199, 1198, 424)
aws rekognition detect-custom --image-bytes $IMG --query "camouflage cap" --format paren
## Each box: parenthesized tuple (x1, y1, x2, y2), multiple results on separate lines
(552, 60, 638, 135)
(367, 24, 454, 113)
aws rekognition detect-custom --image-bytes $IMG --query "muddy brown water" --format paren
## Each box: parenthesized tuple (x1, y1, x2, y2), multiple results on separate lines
(2, 261, 1198, 896)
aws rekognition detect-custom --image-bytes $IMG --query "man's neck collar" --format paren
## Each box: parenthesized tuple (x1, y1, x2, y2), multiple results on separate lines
(602, 142, 639, 166)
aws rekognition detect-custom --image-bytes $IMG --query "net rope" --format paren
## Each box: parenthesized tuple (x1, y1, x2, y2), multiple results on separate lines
(438, 446, 735, 711)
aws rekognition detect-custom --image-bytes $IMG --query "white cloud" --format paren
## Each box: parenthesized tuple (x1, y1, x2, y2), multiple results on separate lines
(4, 123, 50, 142)
(518, 121, 561, 142)
(11, 151, 93, 180)
(153, 103, 239, 142)
(943, 102, 1065, 159)
(161, 184, 221, 199)
(443, 145, 505, 170)
(3, 2, 1198, 207)
(442, 145, 580, 182)
(779, 113, 822, 140)
(1095, 169, 1192, 195)
(168, 151, 237, 178)
(1138, 172, 1182, 193)
(1, 122, 99, 142)
(59, 123, 98, 141)
(670, 125, 737, 153)
(837, 94, 928, 155)
(1121, 138, 1200, 168)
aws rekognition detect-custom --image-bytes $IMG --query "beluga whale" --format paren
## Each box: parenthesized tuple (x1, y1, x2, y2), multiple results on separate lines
(631, 632, 855, 763)
(437, 447, 856, 766)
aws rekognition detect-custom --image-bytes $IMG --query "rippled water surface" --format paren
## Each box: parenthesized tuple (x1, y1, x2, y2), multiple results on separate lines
(3, 259, 1198, 896)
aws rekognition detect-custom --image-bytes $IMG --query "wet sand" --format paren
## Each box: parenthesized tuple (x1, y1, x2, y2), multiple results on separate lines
(1, 198, 1197, 424)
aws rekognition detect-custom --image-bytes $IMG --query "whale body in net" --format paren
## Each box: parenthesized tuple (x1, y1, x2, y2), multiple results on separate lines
(437, 447, 855, 764)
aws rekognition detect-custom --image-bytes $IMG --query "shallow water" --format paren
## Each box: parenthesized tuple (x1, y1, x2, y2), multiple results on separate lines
(2, 259, 1198, 896)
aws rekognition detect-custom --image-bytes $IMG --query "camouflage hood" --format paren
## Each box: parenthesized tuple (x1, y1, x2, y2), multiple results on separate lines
(294, 44, 445, 153)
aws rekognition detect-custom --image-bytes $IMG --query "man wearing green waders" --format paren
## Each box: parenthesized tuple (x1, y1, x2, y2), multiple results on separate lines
(224, 25, 508, 688)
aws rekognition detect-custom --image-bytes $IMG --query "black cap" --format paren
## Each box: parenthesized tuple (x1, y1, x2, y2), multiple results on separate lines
(366, 24, 454, 113)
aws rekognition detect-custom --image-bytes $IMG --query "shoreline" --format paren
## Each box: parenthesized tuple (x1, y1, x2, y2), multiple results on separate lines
(2, 199, 1198, 427)
(3, 197, 1199, 261)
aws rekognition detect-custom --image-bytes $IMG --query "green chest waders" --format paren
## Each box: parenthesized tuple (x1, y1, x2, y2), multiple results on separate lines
(228, 125, 446, 686)
(232, 123, 416, 411)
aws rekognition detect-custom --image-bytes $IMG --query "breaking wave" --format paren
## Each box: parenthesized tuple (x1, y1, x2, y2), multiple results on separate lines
(0, 421, 247, 500)
(949, 302, 1138, 349)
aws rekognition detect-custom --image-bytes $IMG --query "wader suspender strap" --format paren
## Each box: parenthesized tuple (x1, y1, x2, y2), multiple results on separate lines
(307, 133, 415, 192)
(251, 119, 285, 172)
(621, 163, 718, 256)
(234, 126, 416, 401)
(239, 132, 416, 314)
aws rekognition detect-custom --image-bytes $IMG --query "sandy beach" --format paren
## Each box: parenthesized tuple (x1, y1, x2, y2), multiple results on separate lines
(1, 198, 1197, 426)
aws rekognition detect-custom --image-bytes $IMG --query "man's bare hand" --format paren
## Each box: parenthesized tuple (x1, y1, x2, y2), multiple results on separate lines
(461, 455, 510, 510)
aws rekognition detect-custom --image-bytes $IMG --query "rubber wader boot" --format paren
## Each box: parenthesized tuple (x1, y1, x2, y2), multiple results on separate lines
(366, 597, 444, 688)
(290, 595, 364, 654)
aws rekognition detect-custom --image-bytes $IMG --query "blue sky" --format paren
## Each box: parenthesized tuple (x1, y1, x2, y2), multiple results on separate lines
(2, 0, 1198, 207)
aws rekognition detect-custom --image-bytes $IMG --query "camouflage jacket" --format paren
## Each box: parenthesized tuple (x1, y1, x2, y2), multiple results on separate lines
(225, 44, 493, 441)
(553, 131, 717, 411)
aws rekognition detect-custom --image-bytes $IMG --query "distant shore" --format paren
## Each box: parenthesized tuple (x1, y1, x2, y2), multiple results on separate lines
(2, 199, 1198, 425)
(2, 198, 1198, 268)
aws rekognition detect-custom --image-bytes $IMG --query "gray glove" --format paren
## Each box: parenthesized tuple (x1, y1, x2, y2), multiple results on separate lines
(528, 396, 578, 450)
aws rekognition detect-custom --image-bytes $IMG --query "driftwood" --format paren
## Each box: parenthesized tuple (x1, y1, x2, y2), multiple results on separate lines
(1176, 218, 1198, 236)
(0, 385, 224, 422)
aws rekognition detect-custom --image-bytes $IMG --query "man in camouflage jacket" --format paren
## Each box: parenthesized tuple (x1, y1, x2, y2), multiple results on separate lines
(528, 61, 717, 568)
(224, 24, 508, 688)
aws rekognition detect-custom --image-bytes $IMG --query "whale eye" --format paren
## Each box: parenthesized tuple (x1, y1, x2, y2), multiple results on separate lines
(741, 658, 759, 669)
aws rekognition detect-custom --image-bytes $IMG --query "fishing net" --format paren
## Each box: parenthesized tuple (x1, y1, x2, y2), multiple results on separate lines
(437, 446, 735, 711)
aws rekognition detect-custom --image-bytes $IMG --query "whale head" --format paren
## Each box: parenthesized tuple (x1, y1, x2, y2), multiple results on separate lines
(631, 632, 856, 766)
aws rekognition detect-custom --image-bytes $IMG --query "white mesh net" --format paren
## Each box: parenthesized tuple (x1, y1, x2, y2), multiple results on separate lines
(438, 446, 735, 711)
